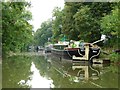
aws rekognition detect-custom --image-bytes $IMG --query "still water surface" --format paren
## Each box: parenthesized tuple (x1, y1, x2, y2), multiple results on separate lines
(2, 53, 118, 88)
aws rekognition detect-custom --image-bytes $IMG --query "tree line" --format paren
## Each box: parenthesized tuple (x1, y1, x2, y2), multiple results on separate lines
(2, 1, 119, 56)
(34, 2, 119, 49)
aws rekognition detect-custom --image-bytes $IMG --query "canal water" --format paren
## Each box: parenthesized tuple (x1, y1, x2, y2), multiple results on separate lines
(2, 52, 119, 88)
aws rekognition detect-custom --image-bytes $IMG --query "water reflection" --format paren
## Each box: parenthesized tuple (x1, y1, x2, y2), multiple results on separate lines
(69, 62, 103, 83)
(45, 54, 118, 88)
(18, 62, 54, 88)
(2, 54, 118, 88)
(46, 54, 101, 81)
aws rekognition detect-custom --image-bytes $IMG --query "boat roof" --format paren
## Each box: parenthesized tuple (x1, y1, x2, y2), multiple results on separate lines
(53, 41, 69, 46)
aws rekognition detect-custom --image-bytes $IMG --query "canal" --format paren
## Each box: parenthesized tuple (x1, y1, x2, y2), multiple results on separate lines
(2, 52, 119, 88)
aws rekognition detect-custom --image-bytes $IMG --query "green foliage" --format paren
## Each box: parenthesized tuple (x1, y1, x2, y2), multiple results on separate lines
(59, 2, 116, 42)
(89, 2, 116, 19)
(109, 53, 119, 62)
(33, 2, 119, 50)
(2, 2, 33, 55)
(34, 19, 52, 46)
(62, 2, 82, 40)
(101, 8, 119, 36)
(73, 5, 100, 42)
(101, 6, 120, 47)
(52, 7, 63, 42)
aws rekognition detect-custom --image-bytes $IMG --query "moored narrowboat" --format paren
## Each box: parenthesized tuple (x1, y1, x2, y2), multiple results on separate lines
(51, 41, 101, 61)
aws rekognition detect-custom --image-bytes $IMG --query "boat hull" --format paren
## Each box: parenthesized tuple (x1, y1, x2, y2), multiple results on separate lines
(51, 47, 100, 61)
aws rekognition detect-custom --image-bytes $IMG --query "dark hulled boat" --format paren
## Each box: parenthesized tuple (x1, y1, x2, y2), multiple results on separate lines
(51, 41, 101, 61)
(64, 46, 100, 60)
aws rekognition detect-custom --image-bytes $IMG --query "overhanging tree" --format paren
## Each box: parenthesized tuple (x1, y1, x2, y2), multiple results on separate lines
(2, 2, 33, 55)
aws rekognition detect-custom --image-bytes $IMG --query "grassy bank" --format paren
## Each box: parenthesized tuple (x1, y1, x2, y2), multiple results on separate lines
(101, 47, 119, 64)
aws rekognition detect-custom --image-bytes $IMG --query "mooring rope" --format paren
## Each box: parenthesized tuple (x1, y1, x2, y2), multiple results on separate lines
(90, 81, 103, 88)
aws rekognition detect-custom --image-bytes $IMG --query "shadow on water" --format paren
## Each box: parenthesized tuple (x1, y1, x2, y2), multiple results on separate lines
(2, 52, 119, 88)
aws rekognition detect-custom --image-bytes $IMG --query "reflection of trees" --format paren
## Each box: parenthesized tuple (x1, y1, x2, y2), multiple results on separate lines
(48, 57, 118, 88)
(2, 56, 32, 88)
(2, 55, 118, 88)
(49, 67, 71, 88)
(90, 65, 118, 88)
(100, 71, 118, 88)
(46, 59, 90, 88)
(49, 66, 95, 88)
(33, 56, 118, 88)
(32, 56, 48, 77)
